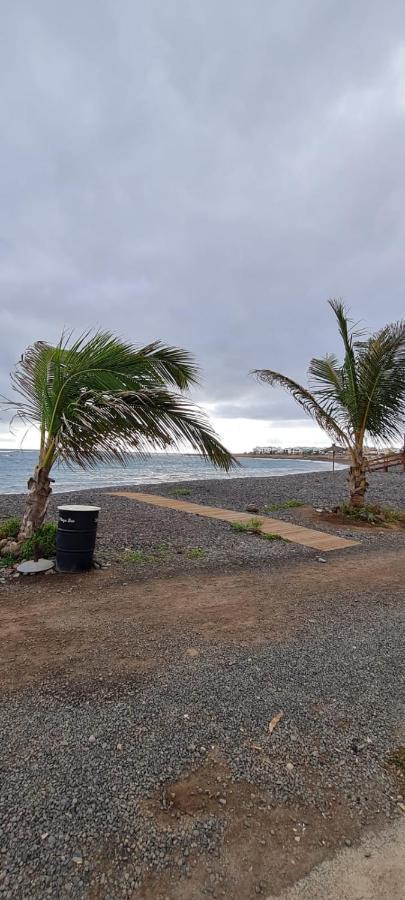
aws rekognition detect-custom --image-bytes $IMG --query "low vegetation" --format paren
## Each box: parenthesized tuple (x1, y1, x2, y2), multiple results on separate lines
(0, 517, 21, 540)
(231, 517, 263, 534)
(169, 487, 192, 497)
(120, 543, 206, 564)
(264, 499, 304, 512)
(230, 518, 288, 543)
(0, 518, 57, 566)
(185, 547, 206, 559)
(389, 747, 405, 775)
(338, 502, 405, 527)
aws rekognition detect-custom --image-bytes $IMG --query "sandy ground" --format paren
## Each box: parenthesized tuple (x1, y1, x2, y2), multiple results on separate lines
(277, 818, 405, 900)
(1, 543, 404, 898)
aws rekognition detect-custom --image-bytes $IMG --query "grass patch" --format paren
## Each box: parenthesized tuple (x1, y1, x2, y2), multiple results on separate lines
(0, 553, 16, 569)
(169, 487, 192, 497)
(121, 548, 154, 564)
(230, 519, 288, 543)
(0, 517, 21, 540)
(0, 521, 57, 563)
(185, 547, 206, 559)
(120, 543, 207, 564)
(389, 747, 405, 774)
(120, 542, 172, 564)
(231, 517, 263, 534)
(20, 523, 57, 560)
(339, 502, 405, 526)
(264, 499, 304, 512)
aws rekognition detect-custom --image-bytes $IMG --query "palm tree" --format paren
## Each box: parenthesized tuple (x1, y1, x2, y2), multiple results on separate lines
(253, 300, 405, 507)
(4, 331, 235, 544)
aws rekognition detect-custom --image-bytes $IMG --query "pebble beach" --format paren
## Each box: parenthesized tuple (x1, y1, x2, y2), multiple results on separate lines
(0, 468, 404, 898)
(1, 467, 404, 577)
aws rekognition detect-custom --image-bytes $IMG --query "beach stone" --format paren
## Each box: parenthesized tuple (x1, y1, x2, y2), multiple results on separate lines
(2, 541, 19, 556)
(246, 504, 259, 513)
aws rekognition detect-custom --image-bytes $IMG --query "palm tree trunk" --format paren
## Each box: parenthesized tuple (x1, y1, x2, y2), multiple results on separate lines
(348, 448, 368, 507)
(17, 465, 53, 541)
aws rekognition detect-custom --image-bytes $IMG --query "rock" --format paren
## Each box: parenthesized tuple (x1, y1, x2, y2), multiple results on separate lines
(0, 538, 9, 549)
(72, 852, 83, 866)
(116, 743, 123, 751)
(286, 762, 294, 772)
(344, 838, 352, 847)
(1, 542, 19, 557)
(88, 735, 96, 744)
(246, 505, 259, 513)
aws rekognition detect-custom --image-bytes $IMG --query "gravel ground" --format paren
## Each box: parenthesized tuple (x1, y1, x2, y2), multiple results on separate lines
(0, 585, 404, 898)
(0, 469, 404, 897)
(0, 470, 404, 579)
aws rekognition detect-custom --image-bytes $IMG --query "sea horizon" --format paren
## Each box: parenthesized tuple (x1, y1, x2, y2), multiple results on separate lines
(0, 449, 345, 495)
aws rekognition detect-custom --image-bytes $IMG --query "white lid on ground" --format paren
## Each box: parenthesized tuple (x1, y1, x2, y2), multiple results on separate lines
(57, 505, 101, 512)
(17, 559, 55, 574)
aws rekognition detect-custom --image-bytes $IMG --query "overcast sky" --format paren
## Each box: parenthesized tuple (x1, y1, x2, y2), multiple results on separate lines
(1, 1, 404, 451)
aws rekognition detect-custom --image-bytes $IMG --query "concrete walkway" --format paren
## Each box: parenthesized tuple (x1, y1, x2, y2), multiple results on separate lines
(109, 491, 359, 552)
(276, 818, 405, 900)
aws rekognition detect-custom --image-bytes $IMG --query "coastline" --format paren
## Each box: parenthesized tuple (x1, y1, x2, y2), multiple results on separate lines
(1, 469, 404, 578)
(0, 457, 347, 497)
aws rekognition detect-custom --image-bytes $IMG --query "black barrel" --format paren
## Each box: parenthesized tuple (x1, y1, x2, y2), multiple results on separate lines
(56, 505, 100, 573)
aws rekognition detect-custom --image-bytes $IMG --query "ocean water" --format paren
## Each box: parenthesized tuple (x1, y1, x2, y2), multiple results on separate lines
(0, 450, 344, 495)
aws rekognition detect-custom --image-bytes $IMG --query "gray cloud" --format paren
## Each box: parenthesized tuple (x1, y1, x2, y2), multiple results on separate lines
(1, 0, 405, 443)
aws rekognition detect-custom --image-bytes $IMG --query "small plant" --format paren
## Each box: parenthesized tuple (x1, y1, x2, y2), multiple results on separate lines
(339, 502, 405, 526)
(0, 517, 21, 540)
(20, 523, 57, 560)
(169, 487, 192, 497)
(389, 747, 405, 774)
(154, 542, 171, 554)
(264, 499, 304, 512)
(231, 517, 263, 534)
(121, 549, 153, 563)
(120, 543, 173, 564)
(186, 547, 206, 559)
(262, 532, 288, 542)
(0, 553, 16, 569)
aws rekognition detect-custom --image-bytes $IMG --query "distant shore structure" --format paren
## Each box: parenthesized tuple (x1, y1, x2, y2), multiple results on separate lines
(250, 445, 347, 457)
(240, 445, 402, 463)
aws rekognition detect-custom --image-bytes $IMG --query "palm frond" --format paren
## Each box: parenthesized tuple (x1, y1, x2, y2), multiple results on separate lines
(356, 320, 405, 441)
(308, 354, 350, 428)
(252, 369, 349, 446)
(56, 388, 235, 471)
(7, 331, 234, 471)
(328, 299, 362, 427)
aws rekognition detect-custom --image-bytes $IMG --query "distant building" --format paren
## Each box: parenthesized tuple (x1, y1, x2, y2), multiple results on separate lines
(252, 446, 280, 455)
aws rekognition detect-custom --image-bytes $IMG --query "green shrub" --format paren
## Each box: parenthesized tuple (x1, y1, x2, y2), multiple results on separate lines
(154, 542, 171, 554)
(264, 499, 304, 512)
(186, 547, 206, 559)
(231, 517, 263, 534)
(121, 549, 153, 563)
(339, 502, 405, 526)
(0, 517, 21, 540)
(20, 523, 57, 560)
(0, 553, 16, 569)
(169, 487, 192, 497)
(262, 532, 288, 542)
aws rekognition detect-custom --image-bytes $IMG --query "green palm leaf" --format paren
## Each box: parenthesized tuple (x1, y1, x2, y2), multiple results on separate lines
(1, 330, 236, 539)
(252, 300, 405, 507)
